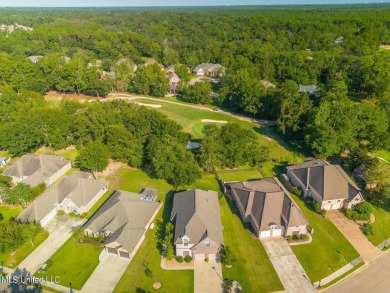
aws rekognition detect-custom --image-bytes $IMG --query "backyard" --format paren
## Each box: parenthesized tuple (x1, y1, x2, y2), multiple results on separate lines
(34, 235, 102, 290)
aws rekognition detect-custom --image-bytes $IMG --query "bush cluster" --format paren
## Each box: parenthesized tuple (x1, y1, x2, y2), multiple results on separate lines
(184, 255, 192, 263)
(176, 256, 183, 263)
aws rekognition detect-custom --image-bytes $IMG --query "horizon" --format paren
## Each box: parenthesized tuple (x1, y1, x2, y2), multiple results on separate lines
(2, 0, 390, 8)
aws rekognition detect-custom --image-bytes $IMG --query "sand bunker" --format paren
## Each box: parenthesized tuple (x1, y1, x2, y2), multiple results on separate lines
(134, 102, 162, 108)
(201, 119, 228, 123)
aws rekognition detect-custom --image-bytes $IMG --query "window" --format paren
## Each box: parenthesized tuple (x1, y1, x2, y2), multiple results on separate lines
(205, 240, 210, 246)
(183, 239, 189, 246)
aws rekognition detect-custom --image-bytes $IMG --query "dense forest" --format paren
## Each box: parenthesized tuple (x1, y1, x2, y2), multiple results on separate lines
(0, 5, 389, 160)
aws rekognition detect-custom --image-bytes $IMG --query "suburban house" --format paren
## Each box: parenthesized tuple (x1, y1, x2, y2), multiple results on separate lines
(168, 72, 181, 94)
(17, 172, 108, 226)
(84, 190, 161, 259)
(227, 178, 309, 238)
(260, 80, 277, 89)
(193, 63, 225, 78)
(3, 154, 71, 187)
(299, 84, 319, 94)
(335, 36, 345, 44)
(286, 158, 364, 210)
(170, 189, 224, 260)
(26, 55, 43, 63)
(0, 157, 10, 167)
(61, 56, 71, 63)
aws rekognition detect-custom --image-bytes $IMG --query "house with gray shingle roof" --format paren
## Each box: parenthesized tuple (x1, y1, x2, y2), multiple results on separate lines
(228, 178, 308, 238)
(299, 84, 319, 94)
(26, 55, 43, 63)
(84, 190, 161, 259)
(170, 189, 223, 259)
(193, 63, 225, 78)
(0, 157, 10, 168)
(287, 158, 364, 211)
(4, 154, 71, 187)
(17, 173, 108, 226)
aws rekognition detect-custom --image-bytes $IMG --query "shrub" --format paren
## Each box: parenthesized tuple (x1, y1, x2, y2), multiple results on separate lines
(355, 202, 373, 215)
(286, 235, 293, 242)
(204, 258, 209, 262)
(176, 256, 184, 263)
(291, 187, 303, 197)
(362, 222, 375, 235)
(220, 246, 236, 266)
(184, 255, 192, 263)
(56, 210, 65, 216)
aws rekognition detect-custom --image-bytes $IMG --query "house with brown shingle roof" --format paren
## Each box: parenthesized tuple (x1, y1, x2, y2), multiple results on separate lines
(17, 172, 108, 226)
(170, 189, 223, 260)
(4, 154, 71, 187)
(228, 178, 308, 238)
(84, 190, 161, 259)
(286, 158, 364, 210)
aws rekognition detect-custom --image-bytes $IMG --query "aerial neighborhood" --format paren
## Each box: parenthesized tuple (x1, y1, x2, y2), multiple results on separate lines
(0, 4, 389, 293)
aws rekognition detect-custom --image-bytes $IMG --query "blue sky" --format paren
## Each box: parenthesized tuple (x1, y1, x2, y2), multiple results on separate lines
(1, 0, 389, 7)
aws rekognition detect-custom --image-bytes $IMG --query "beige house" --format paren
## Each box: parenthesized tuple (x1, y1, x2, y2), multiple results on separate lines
(170, 189, 223, 260)
(17, 172, 108, 226)
(193, 63, 225, 78)
(4, 154, 71, 187)
(84, 190, 161, 259)
(287, 159, 364, 210)
(228, 178, 308, 238)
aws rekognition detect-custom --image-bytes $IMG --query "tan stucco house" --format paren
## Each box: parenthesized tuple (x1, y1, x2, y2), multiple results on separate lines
(286, 158, 364, 210)
(84, 190, 161, 259)
(228, 177, 309, 238)
(170, 189, 224, 260)
(4, 154, 71, 187)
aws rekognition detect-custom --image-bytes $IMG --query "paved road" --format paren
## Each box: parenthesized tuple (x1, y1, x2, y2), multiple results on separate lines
(194, 257, 223, 293)
(324, 251, 390, 293)
(81, 250, 130, 293)
(17, 216, 84, 274)
(261, 237, 314, 293)
(327, 211, 382, 262)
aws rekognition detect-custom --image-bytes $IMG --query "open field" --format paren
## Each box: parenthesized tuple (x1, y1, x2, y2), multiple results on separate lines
(34, 146, 79, 162)
(34, 235, 102, 290)
(0, 230, 49, 268)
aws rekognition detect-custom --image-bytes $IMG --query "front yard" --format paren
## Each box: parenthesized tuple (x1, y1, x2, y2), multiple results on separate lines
(366, 205, 390, 245)
(0, 205, 22, 220)
(34, 235, 102, 290)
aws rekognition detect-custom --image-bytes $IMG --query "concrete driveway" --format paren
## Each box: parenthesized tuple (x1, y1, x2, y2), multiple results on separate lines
(194, 257, 223, 293)
(261, 237, 314, 293)
(327, 211, 382, 262)
(81, 250, 130, 293)
(324, 251, 390, 293)
(16, 216, 84, 274)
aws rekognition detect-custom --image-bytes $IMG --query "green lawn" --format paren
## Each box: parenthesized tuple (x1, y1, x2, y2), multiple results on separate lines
(34, 235, 102, 290)
(0, 230, 49, 268)
(217, 168, 263, 183)
(370, 149, 390, 162)
(290, 194, 360, 282)
(183, 173, 284, 293)
(34, 147, 79, 162)
(366, 205, 390, 245)
(0, 205, 22, 220)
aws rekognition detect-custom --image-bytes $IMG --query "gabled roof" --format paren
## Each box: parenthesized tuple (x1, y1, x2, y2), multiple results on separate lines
(170, 189, 223, 246)
(299, 84, 318, 94)
(3, 154, 71, 187)
(229, 178, 308, 231)
(17, 176, 108, 223)
(84, 190, 160, 253)
(193, 63, 224, 73)
(287, 159, 361, 201)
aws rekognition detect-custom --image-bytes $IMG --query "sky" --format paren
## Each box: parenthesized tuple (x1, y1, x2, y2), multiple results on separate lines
(1, 0, 389, 7)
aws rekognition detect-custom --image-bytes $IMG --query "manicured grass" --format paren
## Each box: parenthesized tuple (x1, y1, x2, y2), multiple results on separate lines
(0, 230, 49, 268)
(217, 168, 263, 183)
(183, 173, 284, 293)
(34, 147, 79, 162)
(114, 167, 193, 293)
(0, 205, 22, 220)
(290, 195, 360, 282)
(371, 149, 390, 162)
(34, 235, 102, 290)
(366, 206, 390, 245)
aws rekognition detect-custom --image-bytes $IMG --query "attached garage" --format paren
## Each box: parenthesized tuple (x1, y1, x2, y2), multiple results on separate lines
(272, 229, 282, 237)
(119, 251, 130, 259)
(107, 247, 118, 255)
(260, 230, 271, 238)
(194, 253, 206, 260)
(40, 208, 57, 227)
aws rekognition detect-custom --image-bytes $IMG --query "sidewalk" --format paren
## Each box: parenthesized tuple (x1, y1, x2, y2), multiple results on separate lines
(313, 257, 363, 288)
(377, 238, 390, 250)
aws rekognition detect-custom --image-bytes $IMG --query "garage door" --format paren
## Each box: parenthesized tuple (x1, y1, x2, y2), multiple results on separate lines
(119, 251, 130, 258)
(107, 247, 117, 255)
(272, 229, 282, 237)
(260, 230, 271, 238)
(194, 253, 205, 260)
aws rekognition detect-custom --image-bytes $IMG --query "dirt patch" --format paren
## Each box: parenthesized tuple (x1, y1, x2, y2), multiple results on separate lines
(201, 119, 228, 123)
(134, 102, 162, 108)
(45, 90, 98, 102)
(95, 160, 131, 189)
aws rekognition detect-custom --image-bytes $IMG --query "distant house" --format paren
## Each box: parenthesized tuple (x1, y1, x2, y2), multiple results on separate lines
(26, 56, 43, 63)
(84, 190, 161, 259)
(0, 157, 10, 168)
(193, 63, 225, 78)
(17, 173, 108, 226)
(166, 64, 176, 74)
(287, 158, 364, 210)
(186, 141, 200, 150)
(260, 80, 276, 89)
(335, 37, 345, 44)
(61, 56, 71, 63)
(170, 189, 223, 260)
(353, 164, 377, 190)
(116, 58, 138, 71)
(4, 154, 71, 187)
(299, 84, 319, 94)
(168, 72, 181, 94)
(228, 178, 309, 238)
